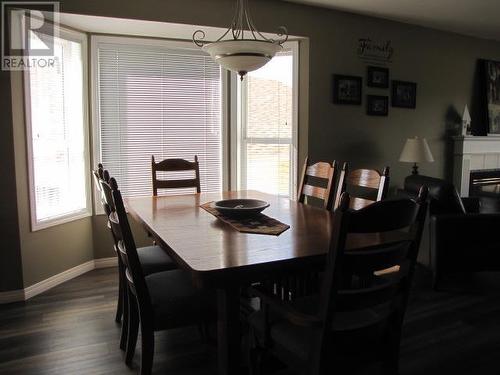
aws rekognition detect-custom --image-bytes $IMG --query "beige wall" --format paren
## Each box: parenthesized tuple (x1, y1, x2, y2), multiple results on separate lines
(3, 0, 500, 287)
(54, 0, 500, 187)
(10, 72, 95, 287)
(92, 215, 154, 259)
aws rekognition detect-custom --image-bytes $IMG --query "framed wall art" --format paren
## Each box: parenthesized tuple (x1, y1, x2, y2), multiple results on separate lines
(367, 66, 389, 88)
(333, 75, 362, 105)
(367, 95, 388, 116)
(483, 59, 500, 135)
(392, 80, 417, 109)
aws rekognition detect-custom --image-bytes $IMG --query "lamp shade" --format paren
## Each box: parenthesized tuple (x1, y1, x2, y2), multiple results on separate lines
(202, 40, 282, 78)
(399, 137, 434, 163)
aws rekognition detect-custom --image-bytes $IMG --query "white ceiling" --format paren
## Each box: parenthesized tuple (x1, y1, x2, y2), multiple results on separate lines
(285, 0, 500, 42)
(57, 13, 301, 41)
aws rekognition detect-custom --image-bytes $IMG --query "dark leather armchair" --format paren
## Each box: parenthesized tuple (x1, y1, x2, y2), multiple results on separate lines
(404, 175, 500, 289)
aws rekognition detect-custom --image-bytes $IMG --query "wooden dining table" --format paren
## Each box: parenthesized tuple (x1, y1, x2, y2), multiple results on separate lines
(126, 190, 408, 375)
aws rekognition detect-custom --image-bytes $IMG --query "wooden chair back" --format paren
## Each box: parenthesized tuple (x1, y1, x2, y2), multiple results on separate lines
(151, 155, 201, 196)
(102, 177, 152, 315)
(92, 163, 104, 191)
(297, 157, 338, 210)
(313, 187, 428, 372)
(98, 169, 115, 212)
(334, 162, 389, 210)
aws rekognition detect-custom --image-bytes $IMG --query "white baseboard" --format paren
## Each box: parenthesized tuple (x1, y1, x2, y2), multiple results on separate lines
(94, 256, 118, 269)
(0, 256, 117, 304)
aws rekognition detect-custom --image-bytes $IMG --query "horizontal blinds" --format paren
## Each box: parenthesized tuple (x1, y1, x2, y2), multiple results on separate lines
(28, 32, 88, 222)
(97, 42, 222, 197)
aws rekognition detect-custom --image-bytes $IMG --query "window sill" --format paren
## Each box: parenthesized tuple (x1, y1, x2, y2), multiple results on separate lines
(31, 210, 92, 232)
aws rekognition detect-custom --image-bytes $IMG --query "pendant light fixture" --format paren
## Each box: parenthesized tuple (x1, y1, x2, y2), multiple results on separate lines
(193, 0, 288, 80)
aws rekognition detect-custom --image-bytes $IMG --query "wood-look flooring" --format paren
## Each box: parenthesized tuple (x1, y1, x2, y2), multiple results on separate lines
(1, 266, 500, 374)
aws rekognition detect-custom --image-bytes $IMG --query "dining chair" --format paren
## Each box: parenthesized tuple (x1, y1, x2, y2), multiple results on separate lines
(151, 155, 201, 196)
(255, 159, 338, 306)
(92, 163, 104, 195)
(297, 157, 338, 210)
(104, 177, 213, 375)
(95, 167, 177, 351)
(334, 162, 390, 210)
(93, 164, 127, 324)
(248, 187, 428, 375)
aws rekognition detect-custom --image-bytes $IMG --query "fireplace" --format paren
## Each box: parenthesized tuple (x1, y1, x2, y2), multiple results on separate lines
(469, 169, 500, 197)
(453, 136, 500, 197)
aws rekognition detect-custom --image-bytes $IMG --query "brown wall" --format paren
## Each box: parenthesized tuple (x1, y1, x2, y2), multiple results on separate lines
(0, 71, 24, 292)
(3, 0, 500, 286)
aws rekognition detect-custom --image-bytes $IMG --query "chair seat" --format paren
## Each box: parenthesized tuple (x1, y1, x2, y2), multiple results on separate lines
(145, 270, 204, 330)
(249, 295, 389, 361)
(138, 245, 176, 275)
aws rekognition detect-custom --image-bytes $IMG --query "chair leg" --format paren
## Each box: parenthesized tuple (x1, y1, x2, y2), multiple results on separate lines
(115, 262, 124, 323)
(432, 270, 440, 291)
(381, 359, 400, 375)
(119, 283, 129, 351)
(382, 326, 401, 375)
(140, 322, 155, 375)
(125, 295, 139, 366)
(197, 322, 208, 343)
(248, 330, 264, 375)
(249, 346, 264, 375)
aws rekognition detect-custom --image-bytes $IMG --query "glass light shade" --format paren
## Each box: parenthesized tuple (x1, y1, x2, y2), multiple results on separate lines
(399, 136, 435, 163)
(202, 40, 282, 77)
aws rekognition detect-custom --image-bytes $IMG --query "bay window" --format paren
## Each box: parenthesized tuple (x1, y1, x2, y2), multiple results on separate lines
(24, 26, 91, 230)
(92, 36, 223, 199)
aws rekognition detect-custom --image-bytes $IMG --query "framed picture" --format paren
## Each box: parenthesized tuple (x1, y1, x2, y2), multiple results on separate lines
(483, 59, 500, 134)
(367, 95, 388, 116)
(392, 80, 417, 108)
(333, 75, 362, 105)
(367, 66, 389, 88)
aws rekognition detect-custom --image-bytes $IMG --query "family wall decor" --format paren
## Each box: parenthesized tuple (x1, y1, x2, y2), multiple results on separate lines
(367, 95, 389, 116)
(333, 37, 417, 115)
(367, 66, 389, 88)
(357, 38, 394, 63)
(392, 80, 417, 109)
(333, 69, 417, 116)
(332, 75, 362, 105)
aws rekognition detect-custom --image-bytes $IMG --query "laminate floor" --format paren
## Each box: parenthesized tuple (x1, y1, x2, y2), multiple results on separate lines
(1, 266, 500, 374)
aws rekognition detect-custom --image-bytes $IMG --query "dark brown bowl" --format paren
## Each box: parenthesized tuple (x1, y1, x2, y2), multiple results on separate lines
(213, 199, 270, 217)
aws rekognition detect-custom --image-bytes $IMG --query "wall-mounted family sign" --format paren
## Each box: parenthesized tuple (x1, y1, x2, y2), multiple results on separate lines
(332, 37, 417, 116)
(357, 38, 394, 63)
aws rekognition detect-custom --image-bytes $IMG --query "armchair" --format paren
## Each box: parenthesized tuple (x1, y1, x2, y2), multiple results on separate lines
(403, 175, 500, 289)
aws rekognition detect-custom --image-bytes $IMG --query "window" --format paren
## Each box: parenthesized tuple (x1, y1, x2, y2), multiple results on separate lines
(24, 27, 91, 230)
(92, 36, 223, 200)
(237, 44, 298, 197)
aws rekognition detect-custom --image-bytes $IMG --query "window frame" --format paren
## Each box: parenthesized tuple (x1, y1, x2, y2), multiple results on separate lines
(23, 26, 92, 231)
(90, 35, 229, 214)
(233, 41, 299, 198)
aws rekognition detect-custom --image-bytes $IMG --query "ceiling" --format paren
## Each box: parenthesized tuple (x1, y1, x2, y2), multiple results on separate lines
(57, 13, 301, 41)
(284, 0, 500, 42)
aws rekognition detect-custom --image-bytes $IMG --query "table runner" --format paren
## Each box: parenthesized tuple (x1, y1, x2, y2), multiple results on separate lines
(200, 201, 290, 235)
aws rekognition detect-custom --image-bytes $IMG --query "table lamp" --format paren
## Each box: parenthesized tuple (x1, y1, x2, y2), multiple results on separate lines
(399, 136, 434, 175)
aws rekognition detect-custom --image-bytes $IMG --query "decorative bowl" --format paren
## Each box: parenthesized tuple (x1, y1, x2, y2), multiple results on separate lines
(213, 199, 270, 217)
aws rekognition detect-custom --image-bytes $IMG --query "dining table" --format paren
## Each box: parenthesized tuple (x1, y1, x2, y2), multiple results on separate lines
(126, 190, 408, 375)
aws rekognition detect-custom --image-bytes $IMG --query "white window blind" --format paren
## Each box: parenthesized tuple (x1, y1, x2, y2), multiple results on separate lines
(96, 39, 223, 197)
(25, 28, 90, 230)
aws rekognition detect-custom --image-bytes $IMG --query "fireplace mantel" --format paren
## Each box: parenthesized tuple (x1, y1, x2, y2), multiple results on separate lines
(454, 136, 500, 196)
